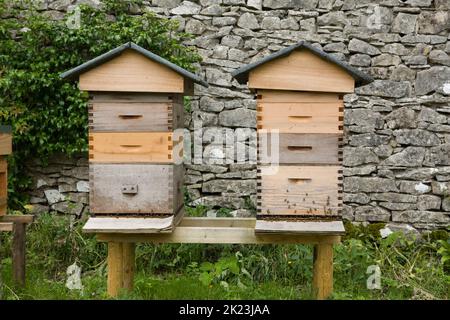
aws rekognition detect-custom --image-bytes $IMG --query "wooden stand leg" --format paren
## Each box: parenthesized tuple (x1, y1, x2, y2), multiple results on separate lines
(312, 242, 334, 300)
(107, 242, 123, 297)
(12, 222, 26, 287)
(122, 242, 135, 292)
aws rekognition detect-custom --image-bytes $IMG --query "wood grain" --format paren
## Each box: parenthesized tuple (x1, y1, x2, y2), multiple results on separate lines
(122, 243, 135, 292)
(257, 90, 341, 103)
(89, 132, 179, 163)
(0, 158, 7, 216)
(313, 243, 334, 300)
(258, 165, 341, 216)
(107, 242, 123, 297)
(0, 133, 12, 155)
(89, 164, 181, 214)
(255, 220, 345, 235)
(79, 50, 185, 93)
(12, 222, 26, 286)
(257, 101, 343, 133)
(248, 50, 355, 93)
(259, 133, 341, 165)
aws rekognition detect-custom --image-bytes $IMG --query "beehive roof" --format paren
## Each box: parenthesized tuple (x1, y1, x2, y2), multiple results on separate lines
(232, 41, 373, 87)
(60, 42, 208, 87)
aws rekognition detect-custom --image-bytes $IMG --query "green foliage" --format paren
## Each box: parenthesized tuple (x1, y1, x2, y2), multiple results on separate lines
(0, 0, 201, 209)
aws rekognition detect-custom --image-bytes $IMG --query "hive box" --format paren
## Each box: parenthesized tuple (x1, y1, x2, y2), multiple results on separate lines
(232, 41, 373, 220)
(61, 42, 207, 225)
(0, 125, 12, 216)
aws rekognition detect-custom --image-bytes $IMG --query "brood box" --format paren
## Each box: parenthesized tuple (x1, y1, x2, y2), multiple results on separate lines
(0, 125, 12, 216)
(232, 41, 373, 221)
(61, 42, 207, 220)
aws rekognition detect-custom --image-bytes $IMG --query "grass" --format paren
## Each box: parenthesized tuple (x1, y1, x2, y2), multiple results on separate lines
(0, 213, 449, 300)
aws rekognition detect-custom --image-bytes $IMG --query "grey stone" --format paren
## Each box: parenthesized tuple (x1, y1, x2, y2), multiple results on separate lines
(29, 204, 50, 215)
(228, 48, 248, 61)
(354, 206, 390, 222)
(418, 107, 447, 124)
(415, 66, 450, 95)
(185, 164, 228, 174)
(344, 177, 398, 193)
(205, 68, 232, 88)
(406, 55, 428, 65)
(247, 0, 262, 10)
(390, 65, 416, 81)
(317, 11, 347, 27)
(442, 197, 450, 211)
(379, 202, 417, 211)
(221, 35, 243, 47)
(261, 17, 281, 30)
(356, 80, 411, 98)
(394, 129, 440, 146)
(280, 17, 300, 30)
(391, 13, 418, 34)
(371, 192, 417, 203)
(199, 96, 225, 112)
(343, 166, 377, 176)
(348, 38, 381, 55)
(349, 133, 390, 147)
(212, 45, 229, 59)
(49, 0, 72, 11)
(431, 181, 450, 195)
(417, 195, 441, 210)
(385, 107, 417, 129)
(398, 181, 431, 194)
(237, 13, 259, 29)
(212, 17, 237, 26)
(51, 201, 84, 216)
(203, 127, 234, 144)
(392, 210, 450, 224)
(424, 144, 450, 166)
(343, 193, 371, 204)
(300, 18, 316, 32)
(202, 179, 256, 196)
(417, 11, 449, 34)
(185, 19, 206, 34)
(200, 5, 224, 16)
(58, 183, 77, 193)
(230, 209, 254, 217)
(429, 50, 450, 66)
(349, 54, 371, 67)
(191, 195, 245, 209)
(382, 147, 426, 167)
(44, 189, 65, 205)
(343, 147, 379, 167)
(170, 1, 202, 15)
(372, 54, 402, 67)
(192, 111, 218, 126)
(153, 0, 182, 8)
(381, 43, 410, 56)
(263, 0, 318, 9)
(395, 168, 439, 180)
(219, 108, 256, 128)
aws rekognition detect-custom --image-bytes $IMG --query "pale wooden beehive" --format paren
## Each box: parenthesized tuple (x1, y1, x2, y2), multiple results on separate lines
(61, 42, 207, 219)
(232, 41, 373, 220)
(0, 125, 12, 216)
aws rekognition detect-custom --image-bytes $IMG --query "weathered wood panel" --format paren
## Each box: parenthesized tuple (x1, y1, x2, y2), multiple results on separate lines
(257, 101, 343, 134)
(89, 164, 182, 214)
(0, 133, 12, 155)
(89, 102, 172, 132)
(257, 90, 341, 103)
(258, 165, 341, 216)
(258, 133, 341, 165)
(79, 50, 185, 93)
(0, 158, 7, 216)
(91, 92, 172, 103)
(89, 132, 179, 163)
(248, 50, 355, 93)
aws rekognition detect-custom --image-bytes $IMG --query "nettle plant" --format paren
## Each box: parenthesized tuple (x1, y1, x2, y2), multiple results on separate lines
(0, 0, 201, 208)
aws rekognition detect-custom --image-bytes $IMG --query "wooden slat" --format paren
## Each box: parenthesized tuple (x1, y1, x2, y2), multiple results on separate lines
(257, 90, 341, 103)
(257, 101, 342, 134)
(0, 133, 12, 155)
(83, 216, 177, 233)
(89, 132, 178, 163)
(122, 243, 135, 292)
(258, 133, 341, 165)
(255, 220, 345, 235)
(89, 164, 180, 214)
(92, 92, 172, 103)
(0, 222, 13, 232)
(258, 165, 341, 216)
(313, 243, 334, 300)
(12, 222, 26, 286)
(90, 102, 172, 132)
(107, 242, 124, 297)
(0, 215, 34, 224)
(79, 50, 185, 93)
(0, 158, 7, 216)
(248, 50, 355, 93)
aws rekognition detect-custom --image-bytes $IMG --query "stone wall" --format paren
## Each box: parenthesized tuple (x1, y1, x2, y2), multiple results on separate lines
(22, 0, 450, 231)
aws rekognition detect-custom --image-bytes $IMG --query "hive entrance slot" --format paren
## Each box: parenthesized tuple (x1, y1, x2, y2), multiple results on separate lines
(288, 178, 312, 184)
(288, 116, 312, 123)
(118, 114, 143, 119)
(287, 146, 312, 152)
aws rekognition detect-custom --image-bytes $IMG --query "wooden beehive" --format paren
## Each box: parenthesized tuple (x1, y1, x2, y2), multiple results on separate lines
(0, 125, 12, 216)
(232, 41, 373, 220)
(61, 42, 207, 220)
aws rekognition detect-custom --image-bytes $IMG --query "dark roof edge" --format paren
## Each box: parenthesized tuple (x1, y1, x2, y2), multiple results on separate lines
(0, 125, 12, 133)
(60, 42, 208, 87)
(231, 40, 373, 87)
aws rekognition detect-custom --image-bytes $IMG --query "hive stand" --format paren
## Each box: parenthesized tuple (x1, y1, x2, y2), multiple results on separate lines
(0, 126, 34, 287)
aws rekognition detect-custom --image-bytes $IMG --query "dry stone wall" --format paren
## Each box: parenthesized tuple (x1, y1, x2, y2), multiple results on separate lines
(23, 0, 450, 231)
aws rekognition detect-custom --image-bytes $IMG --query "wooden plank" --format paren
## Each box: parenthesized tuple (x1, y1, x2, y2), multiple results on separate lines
(122, 243, 135, 292)
(0, 133, 12, 155)
(171, 164, 185, 215)
(0, 222, 13, 232)
(92, 92, 171, 103)
(257, 101, 343, 134)
(89, 132, 179, 163)
(179, 217, 256, 228)
(90, 102, 172, 132)
(97, 229, 341, 244)
(313, 243, 334, 300)
(0, 158, 7, 216)
(89, 164, 179, 214)
(0, 215, 34, 224)
(257, 90, 341, 103)
(258, 165, 341, 216)
(12, 222, 26, 286)
(255, 220, 345, 235)
(79, 50, 185, 93)
(83, 216, 178, 233)
(107, 242, 123, 297)
(259, 133, 341, 165)
(248, 50, 355, 93)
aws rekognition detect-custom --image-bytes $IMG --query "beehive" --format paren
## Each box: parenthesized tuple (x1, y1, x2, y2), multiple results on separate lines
(232, 41, 373, 220)
(61, 42, 207, 219)
(0, 125, 12, 216)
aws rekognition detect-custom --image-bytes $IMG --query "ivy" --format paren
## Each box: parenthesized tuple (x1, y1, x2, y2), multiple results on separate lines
(0, 0, 201, 209)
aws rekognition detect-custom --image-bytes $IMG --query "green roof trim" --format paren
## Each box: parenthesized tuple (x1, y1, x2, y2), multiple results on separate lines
(0, 125, 11, 133)
(231, 40, 373, 87)
(60, 42, 208, 87)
